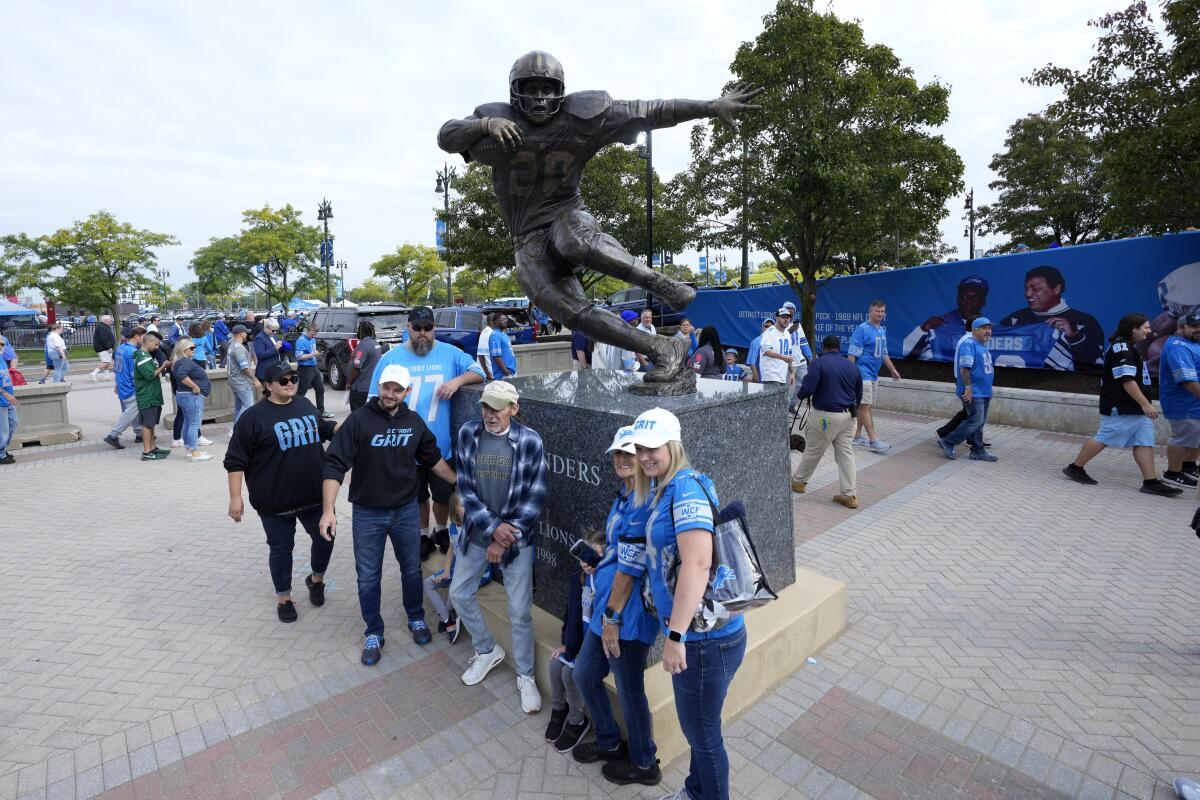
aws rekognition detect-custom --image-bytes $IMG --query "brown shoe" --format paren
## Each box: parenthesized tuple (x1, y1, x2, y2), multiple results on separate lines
(832, 494, 859, 509)
(790, 480, 806, 494)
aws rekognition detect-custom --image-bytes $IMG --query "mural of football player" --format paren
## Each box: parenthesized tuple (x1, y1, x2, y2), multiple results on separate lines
(1140, 261, 1200, 373)
(1001, 265, 1104, 369)
(438, 51, 760, 391)
(902, 274, 989, 360)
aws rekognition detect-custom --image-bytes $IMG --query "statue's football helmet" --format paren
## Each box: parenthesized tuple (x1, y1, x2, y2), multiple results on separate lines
(509, 51, 565, 124)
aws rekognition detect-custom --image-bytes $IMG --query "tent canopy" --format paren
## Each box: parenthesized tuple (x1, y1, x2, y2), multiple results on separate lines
(0, 299, 38, 317)
(270, 297, 326, 312)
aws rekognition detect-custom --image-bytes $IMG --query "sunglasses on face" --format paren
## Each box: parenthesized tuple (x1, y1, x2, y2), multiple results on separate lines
(273, 376, 298, 386)
(183, 346, 195, 352)
(411, 324, 433, 333)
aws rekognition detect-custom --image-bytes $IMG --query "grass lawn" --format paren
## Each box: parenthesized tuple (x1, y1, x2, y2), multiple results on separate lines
(13, 345, 98, 366)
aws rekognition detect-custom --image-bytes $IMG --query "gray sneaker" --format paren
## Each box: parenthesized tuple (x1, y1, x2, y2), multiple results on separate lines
(868, 439, 892, 453)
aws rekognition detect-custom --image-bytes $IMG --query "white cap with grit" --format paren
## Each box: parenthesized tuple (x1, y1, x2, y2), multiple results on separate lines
(627, 407, 682, 449)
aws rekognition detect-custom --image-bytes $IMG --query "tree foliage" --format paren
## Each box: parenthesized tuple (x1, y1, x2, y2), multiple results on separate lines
(191, 205, 325, 310)
(975, 113, 1109, 249)
(1, 211, 178, 326)
(680, 0, 963, 334)
(370, 244, 446, 305)
(1027, 0, 1199, 233)
(452, 266, 523, 306)
(347, 278, 393, 304)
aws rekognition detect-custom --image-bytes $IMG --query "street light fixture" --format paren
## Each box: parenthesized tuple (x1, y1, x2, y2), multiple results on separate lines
(963, 188, 976, 260)
(317, 199, 333, 306)
(435, 164, 457, 307)
(336, 259, 347, 303)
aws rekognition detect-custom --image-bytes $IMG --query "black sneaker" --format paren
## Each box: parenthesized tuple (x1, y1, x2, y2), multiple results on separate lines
(601, 758, 662, 786)
(409, 619, 432, 645)
(0, 454, 14, 465)
(277, 600, 298, 623)
(103, 434, 125, 450)
(133, 437, 143, 445)
(544, 707, 569, 742)
(1162, 471, 1199, 489)
(153, 448, 171, 458)
(433, 527, 451, 554)
(420, 536, 436, 561)
(1062, 464, 1098, 485)
(573, 740, 627, 764)
(362, 634, 384, 665)
(554, 718, 592, 754)
(1140, 479, 1183, 497)
(438, 610, 461, 643)
(305, 575, 325, 606)
(1185, 465, 1199, 480)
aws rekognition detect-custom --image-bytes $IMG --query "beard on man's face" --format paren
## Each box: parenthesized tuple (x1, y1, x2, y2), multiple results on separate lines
(411, 335, 433, 356)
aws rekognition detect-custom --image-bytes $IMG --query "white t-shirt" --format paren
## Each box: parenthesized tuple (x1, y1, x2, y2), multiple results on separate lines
(593, 341, 635, 371)
(477, 326, 493, 358)
(757, 327, 792, 383)
(46, 331, 66, 356)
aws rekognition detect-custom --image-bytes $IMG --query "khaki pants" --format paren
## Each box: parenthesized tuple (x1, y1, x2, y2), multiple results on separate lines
(791, 409, 857, 496)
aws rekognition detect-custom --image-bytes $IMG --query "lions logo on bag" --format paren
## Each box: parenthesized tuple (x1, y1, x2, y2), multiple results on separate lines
(712, 564, 736, 591)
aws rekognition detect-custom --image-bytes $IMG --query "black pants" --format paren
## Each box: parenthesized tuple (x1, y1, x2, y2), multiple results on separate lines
(298, 366, 325, 413)
(938, 407, 989, 442)
(349, 390, 368, 411)
(259, 506, 334, 595)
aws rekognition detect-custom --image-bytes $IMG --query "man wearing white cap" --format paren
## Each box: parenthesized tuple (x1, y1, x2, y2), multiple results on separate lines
(781, 301, 813, 404)
(321, 364, 458, 665)
(450, 380, 547, 714)
(758, 307, 796, 386)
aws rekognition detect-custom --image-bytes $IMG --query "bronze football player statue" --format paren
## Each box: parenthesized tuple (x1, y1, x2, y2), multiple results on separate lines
(438, 51, 760, 393)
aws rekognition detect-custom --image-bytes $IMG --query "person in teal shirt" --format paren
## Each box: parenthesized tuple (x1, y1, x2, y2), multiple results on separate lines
(488, 317, 518, 380)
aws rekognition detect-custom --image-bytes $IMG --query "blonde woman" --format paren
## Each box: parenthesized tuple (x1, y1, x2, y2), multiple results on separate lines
(170, 337, 212, 462)
(629, 407, 745, 800)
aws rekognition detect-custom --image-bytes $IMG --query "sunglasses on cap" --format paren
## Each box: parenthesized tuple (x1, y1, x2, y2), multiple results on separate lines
(272, 375, 299, 386)
(410, 324, 434, 332)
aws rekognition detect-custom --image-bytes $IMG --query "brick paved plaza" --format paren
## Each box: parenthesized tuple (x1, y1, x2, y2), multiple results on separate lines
(3, 371, 1198, 800)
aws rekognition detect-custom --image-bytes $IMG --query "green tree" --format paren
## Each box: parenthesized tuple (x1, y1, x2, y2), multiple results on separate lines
(348, 281, 393, 307)
(452, 266, 523, 305)
(975, 113, 1109, 249)
(370, 244, 446, 305)
(191, 205, 325, 310)
(1027, 0, 1199, 233)
(2, 211, 178, 329)
(681, 0, 963, 334)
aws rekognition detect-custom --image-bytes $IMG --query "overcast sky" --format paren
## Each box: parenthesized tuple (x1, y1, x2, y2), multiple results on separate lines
(1, 0, 1108, 297)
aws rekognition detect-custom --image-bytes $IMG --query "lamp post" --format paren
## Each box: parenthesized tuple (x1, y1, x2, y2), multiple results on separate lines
(317, 199, 333, 305)
(636, 132, 654, 309)
(435, 164, 457, 307)
(155, 268, 170, 309)
(336, 259, 347, 304)
(963, 188, 976, 260)
(740, 137, 750, 289)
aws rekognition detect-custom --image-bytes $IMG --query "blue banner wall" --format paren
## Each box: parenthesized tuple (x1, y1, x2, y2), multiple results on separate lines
(812, 233, 1200, 372)
(684, 284, 801, 348)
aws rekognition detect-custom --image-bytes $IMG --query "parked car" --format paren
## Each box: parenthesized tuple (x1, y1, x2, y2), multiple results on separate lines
(289, 305, 410, 390)
(605, 285, 694, 327)
(431, 306, 535, 354)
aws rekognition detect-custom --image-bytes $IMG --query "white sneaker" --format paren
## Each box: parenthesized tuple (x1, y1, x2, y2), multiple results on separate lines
(197, 436, 213, 446)
(868, 439, 892, 453)
(188, 452, 212, 462)
(462, 645, 505, 686)
(89, 372, 98, 382)
(171, 439, 184, 448)
(658, 790, 690, 800)
(517, 674, 541, 714)
(851, 436, 869, 446)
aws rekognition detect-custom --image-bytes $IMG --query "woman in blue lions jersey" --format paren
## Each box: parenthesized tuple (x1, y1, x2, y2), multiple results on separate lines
(631, 407, 746, 800)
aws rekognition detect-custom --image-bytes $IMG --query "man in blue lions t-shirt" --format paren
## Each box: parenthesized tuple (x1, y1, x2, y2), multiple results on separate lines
(488, 315, 518, 380)
(1157, 310, 1200, 488)
(848, 300, 901, 452)
(368, 306, 485, 558)
(937, 318, 997, 462)
(103, 327, 146, 450)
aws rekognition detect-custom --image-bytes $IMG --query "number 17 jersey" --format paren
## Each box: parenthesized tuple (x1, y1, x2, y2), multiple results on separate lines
(367, 342, 485, 460)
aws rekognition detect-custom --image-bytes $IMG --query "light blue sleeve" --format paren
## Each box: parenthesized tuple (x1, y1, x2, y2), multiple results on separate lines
(1166, 342, 1198, 383)
(453, 345, 486, 378)
(671, 475, 715, 534)
(489, 331, 503, 357)
(848, 325, 865, 357)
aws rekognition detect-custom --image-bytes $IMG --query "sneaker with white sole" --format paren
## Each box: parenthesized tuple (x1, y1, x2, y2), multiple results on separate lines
(462, 645, 505, 686)
(868, 439, 892, 452)
(187, 452, 212, 462)
(517, 674, 542, 714)
(171, 439, 184, 448)
(197, 436, 213, 446)
(851, 436, 869, 446)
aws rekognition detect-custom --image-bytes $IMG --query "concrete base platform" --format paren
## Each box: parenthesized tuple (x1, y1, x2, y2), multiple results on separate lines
(10, 382, 82, 449)
(449, 563, 845, 765)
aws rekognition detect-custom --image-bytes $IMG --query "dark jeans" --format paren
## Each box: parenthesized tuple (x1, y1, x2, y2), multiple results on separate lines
(352, 501, 424, 637)
(942, 397, 991, 453)
(349, 390, 368, 412)
(673, 626, 747, 800)
(258, 506, 333, 595)
(574, 631, 656, 768)
(298, 365, 324, 412)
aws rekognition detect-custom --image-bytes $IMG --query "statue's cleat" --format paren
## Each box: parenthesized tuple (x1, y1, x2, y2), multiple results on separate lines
(642, 336, 691, 383)
(653, 278, 696, 311)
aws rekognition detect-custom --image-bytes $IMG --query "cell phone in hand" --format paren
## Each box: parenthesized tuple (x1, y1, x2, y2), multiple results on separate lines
(569, 538, 601, 568)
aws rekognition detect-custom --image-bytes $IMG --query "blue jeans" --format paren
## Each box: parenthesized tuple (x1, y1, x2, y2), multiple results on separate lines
(231, 383, 255, 423)
(177, 392, 204, 449)
(51, 355, 68, 382)
(673, 626, 747, 800)
(352, 501, 424, 637)
(942, 397, 990, 453)
(450, 540, 535, 677)
(574, 631, 657, 768)
(0, 405, 17, 457)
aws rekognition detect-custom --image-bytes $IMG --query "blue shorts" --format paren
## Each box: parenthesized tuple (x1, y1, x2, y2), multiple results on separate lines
(1094, 411, 1155, 448)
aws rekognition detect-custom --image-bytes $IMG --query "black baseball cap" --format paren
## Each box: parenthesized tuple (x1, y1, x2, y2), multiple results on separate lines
(263, 362, 297, 382)
(231, 324, 249, 335)
(1184, 310, 1200, 327)
(409, 306, 435, 326)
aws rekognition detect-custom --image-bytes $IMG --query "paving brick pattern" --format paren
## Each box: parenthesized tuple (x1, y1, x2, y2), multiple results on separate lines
(2, 383, 1197, 799)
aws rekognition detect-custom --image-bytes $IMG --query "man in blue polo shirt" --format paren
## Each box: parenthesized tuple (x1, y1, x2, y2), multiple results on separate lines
(1157, 310, 1200, 488)
(103, 326, 145, 449)
(937, 317, 997, 461)
(488, 315, 518, 380)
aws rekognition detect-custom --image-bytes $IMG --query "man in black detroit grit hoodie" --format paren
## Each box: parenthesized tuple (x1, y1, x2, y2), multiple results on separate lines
(320, 363, 457, 666)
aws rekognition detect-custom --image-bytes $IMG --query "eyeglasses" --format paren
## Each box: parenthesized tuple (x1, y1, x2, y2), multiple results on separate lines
(273, 376, 298, 386)
(183, 346, 195, 352)
(411, 324, 434, 332)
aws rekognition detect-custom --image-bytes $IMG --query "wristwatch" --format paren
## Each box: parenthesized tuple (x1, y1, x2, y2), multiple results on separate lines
(668, 628, 687, 643)
(603, 606, 622, 626)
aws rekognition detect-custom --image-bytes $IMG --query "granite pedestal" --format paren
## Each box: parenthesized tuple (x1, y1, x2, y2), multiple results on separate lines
(450, 369, 797, 617)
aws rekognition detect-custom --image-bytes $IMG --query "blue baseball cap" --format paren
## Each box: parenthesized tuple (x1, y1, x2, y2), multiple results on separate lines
(971, 317, 993, 330)
(958, 275, 989, 291)
(762, 318, 774, 328)
(724, 348, 738, 356)
(620, 310, 638, 323)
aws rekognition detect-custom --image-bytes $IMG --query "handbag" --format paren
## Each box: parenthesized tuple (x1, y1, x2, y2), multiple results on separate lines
(663, 476, 778, 633)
